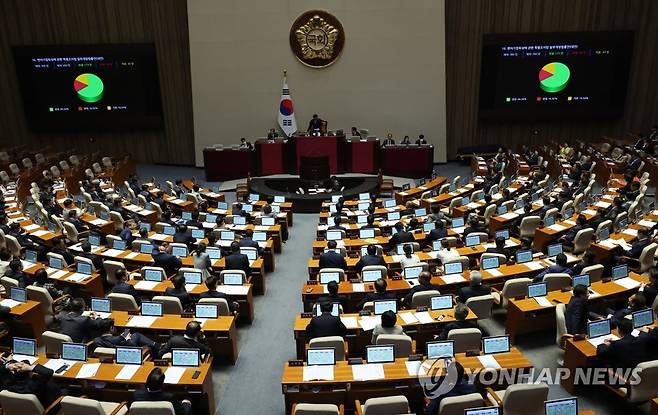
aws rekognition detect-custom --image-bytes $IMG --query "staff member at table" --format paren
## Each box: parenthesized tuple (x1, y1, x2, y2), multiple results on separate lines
(239, 138, 253, 150)
(307, 114, 324, 135)
(267, 128, 279, 140)
(382, 133, 395, 146)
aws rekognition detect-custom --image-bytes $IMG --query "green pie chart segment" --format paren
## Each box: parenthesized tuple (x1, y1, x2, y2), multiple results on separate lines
(538, 62, 570, 93)
(74, 73, 104, 103)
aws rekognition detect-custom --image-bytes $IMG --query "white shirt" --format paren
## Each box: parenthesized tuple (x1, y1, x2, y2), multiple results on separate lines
(400, 255, 421, 268)
(436, 248, 460, 264)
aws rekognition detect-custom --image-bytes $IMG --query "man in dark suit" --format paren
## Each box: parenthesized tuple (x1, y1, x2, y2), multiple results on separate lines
(610, 293, 647, 329)
(133, 368, 192, 415)
(427, 220, 448, 242)
(382, 133, 395, 146)
(319, 240, 347, 270)
(111, 269, 141, 305)
(356, 278, 397, 310)
(559, 214, 589, 248)
(389, 222, 414, 250)
(565, 284, 590, 335)
(151, 191, 166, 211)
(307, 114, 323, 134)
(305, 301, 347, 339)
(328, 216, 347, 232)
(316, 280, 348, 310)
(232, 202, 248, 218)
(66, 209, 89, 233)
(152, 245, 182, 276)
(402, 271, 441, 306)
(239, 229, 262, 254)
(355, 244, 386, 273)
(225, 241, 251, 276)
(436, 304, 477, 340)
(463, 217, 487, 237)
(0, 358, 61, 406)
(200, 276, 239, 313)
(415, 134, 427, 145)
(620, 227, 652, 260)
(596, 318, 647, 370)
(458, 271, 491, 303)
(639, 325, 658, 360)
(79, 241, 104, 271)
(58, 297, 106, 342)
(533, 253, 573, 282)
(173, 224, 195, 247)
(164, 275, 192, 310)
(159, 321, 210, 357)
(485, 237, 513, 260)
(642, 267, 658, 309)
(537, 196, 555, 218)
(5, 259, 30, 288)
(93, 318, 159, 355)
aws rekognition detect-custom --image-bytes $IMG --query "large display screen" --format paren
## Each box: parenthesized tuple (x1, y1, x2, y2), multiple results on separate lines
(13, 43, 163, 130)
(479, 31, 633, 121)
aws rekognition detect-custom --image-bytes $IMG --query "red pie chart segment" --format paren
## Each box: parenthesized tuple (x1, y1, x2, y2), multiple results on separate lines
(74, 79, 87, 91)
(538, 68, 553, 81)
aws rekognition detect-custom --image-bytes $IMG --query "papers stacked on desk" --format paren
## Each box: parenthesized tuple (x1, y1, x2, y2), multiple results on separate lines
(486, 269, 503, 277)
(0, 299, 20, 308)
(134, 281, 159, 290)
(614, 277, 642, 290)
(11, 354, 38, 364)
(340, 316, 359, 329)
(66, 273, 88, 282)
(523, 261, 545, 271)
(414, 312, 435, 324)
(548, 224, 568, 232)
(441, 274, 466, 284)
(216, 285, 249, 296)
(90, 219, 108, 226)
(126, 315, 158, 328)
(358, 315, 381, 331)
(352, 364, 385, 381)
(47, 269, 69, 280)
(595, 201, 611, 209)
(76, 363, 101, 379)
(499, 212, 519, 220)
(582, 209, 598, 216)
(622, 228, 638, 237)
(115, 364, 140, 380)
(405, 360, 422, 376)
(303, 365, 334, 381)
(477, 355, 502, 369)
(164, 366, 186, 384)
(124, 252, 141, 259)
(185, 284, 198, 293)
(103, 249, 124, 257)
(43, 359, 78, 374)
(351, 283, 365, 293)
(399, 312, 419, 324)
(150, 234, 168, 241)
(31, 230, 50, 237)
(637, 219, 656, 228)
(534, 297, 552, 308)
(23, 224, 41, 232)
(254, 225, 270, 231)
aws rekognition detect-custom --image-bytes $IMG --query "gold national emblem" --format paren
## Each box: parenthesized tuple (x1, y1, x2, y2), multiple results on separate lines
(289, 10, 345, 68)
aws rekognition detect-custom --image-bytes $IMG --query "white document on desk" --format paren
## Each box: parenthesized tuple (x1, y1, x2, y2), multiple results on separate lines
(303, 365, 334, 381)
(90, 219, 107, 226)
(126, 316, 158, 328)
(134, 281, 159, 290)
(415, 311, 435, 324)
(622, 228, 638, 237)
(597, 239, 617, 249)
(254, 225, 271, 231)
(549, 224, 568, 232)
(588, 334, 618, 347)
(442, 274, 466, 284)
(352, 364, 385, 381)
(341, 316, 359, 329)
(595, 201, 611, 209)
(477, 355, 502, 369)
(66, 273, 88, 283)
(358, 316, 381, 331)
(0, 299, 20, 308)
(499, 212, 519, 220)
(637, 220, 656, 228)
(164, 366, 186, 384)
(216, 285, 249, 295)
(614, 277, 641, 290)
(49, 270, 69, 280)
(31, 230, 50, 237)
(524, 262, 545, 271)
(125, 252, 141, 259)
(352, 283, 365, 293)
(185, 284, 198, 293)
(150, 234, 168, 241)
(115, 364, 140, 380)
(534, 297, 552, 308)
(103, 249, 124, 257)
(399, 312, 419, 324)
(76, 363, 101, 379)
(486, 269, 503, 277)
(582, 209, 598, 216)
(23, 224, 40, 232)
(11, 354, 38, 364)
(405, 360, 422, 376)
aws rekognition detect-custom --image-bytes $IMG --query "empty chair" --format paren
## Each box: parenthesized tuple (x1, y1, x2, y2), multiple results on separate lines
(361, 265, 387, 280)
(8, 163, 20, 177)
(485, 383, 549, 415)
(129, 402, 175, 415)
(560, 201, 574, 218)
(46, 252, 68, 268)
(50, 165, 61, 179)
(581, 264, 604, 283)
(542, 273, 572, 291)
(152, 295, 183, 314)
(107, 293, 139, 312)
(62, 221, 81, 243)
(435, 393, 483, 415)
(411, 290, 441, 308)
(354, 395, 410, 415)
(4, 235, 22, 257)
(35, 153, 46, 165)
(543, 207, 558, 222)
(109, 211, 124, 232)
(0, 390, 59, 415)
(0, 170, 10, 184)
(92, 162, 103, 174)
(198, 298, 231, 315)
(573, 193, 584, 212)
(376, 334, 413, 357)
(444, 256, 469, 271)
(69, 155, 80, 167)
(631, 242, 658, 273)
(0, 276, 19, 295)
(309, 336, 347, 360)
(519, 216, 541, 239)
(219, 270, 247, 285)
(572, 228, 595, 255)
(27, 286, 67, 327)
(613, 212, 628, 232)
(491, 278, 532, 308)
(42, 330, 73, 356)
(22, 158, 33, 170)
(102, 156, 113, 170)
(447, 328, 482, 353)
(465, 294, 495, 320)
(318, 268, 346, 282)
(60, 396, 128, 415)
(293, 403, 341, 415)
(59, 160, 70, 171)
(483, 204, 497, 225)
(470, 190, 484, 202)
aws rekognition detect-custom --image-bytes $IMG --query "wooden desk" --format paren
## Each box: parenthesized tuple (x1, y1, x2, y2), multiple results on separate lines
(293, 308, 477, 359)
(23, 263, 105, 299)
(532, 207, 600, 251)
(80, 212, 115, 235)
(394, 177, 447, 205)
(419, 182, 477, 210)
(651, 398, 658, 415)
(33, 355, 215, 415)
(281, 350, 532, 414)
(506, 272, 647, 342)
(110, 311, 238, 365)
(2, 299, 46, 344)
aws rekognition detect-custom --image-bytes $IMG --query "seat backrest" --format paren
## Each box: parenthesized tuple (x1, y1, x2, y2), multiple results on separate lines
(362, 395, 409, 415)
(560, 200, 574, 218)
(638, 243, 658, 273)
(361, 265, 387, 280)
(437, 392, 483, 415)
(107, 293, 139, 312)
(543, 207, 558, 221)
(376, 334, 413, 358)
(319, 268, 345, 282)
(519, 216, 541, 238)
(411, 290, 441, 308)
(47, 252, 68, 268)
(581, 264, 603, 283)
(502, 383, 549, 415)
(445, 256, 469, 270)
(465, 294, 495, 319)
(555, 303, 567, 347)
(572, 228, 594, 255)
(613, 212, 628, 232)
(480, 253, 506, 268)
(27, 285, 54, 316)
(596, 220, 612, 235)
(43, 330, 73, 355)
(573, 193, 584, 212)
(0, 390, 44, 415)
(0, 276, 19, 294)
(92, 346, 116, 359)
(109, 211, 124, 231)
(61, 396, 106, 415)
(501, 277, 532, 299)
(220, 269, 246, 284)
(198, 298, 231, 315)
(130, 401, 176, 415)
(447, 328, 482, 353)
(153, 295, 183, 314)
(62, 221, 79, 243)
(103, 260, 126, 286)
(293, 403, 340, 415)
(309, 336, 346, 360)
(4, 235, 22, 256)
(542, 273, 572, 292)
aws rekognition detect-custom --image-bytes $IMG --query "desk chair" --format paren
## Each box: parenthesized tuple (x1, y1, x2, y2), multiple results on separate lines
(150, 202, 163, 221)
(59, 160, 70, 173)
(582, 264, 604, 283)
(309, 336, 347, 360)
(543, 208, 558, 223)
(397, 242, 421, 253)
(491, 278, 532, 309)
(293, 403, 342, 415)
(436, 393, 483, 415)
(22, 157, 33, 170)
(361, 265, 387, 280)
(573, 193, 584, 213)
(519, 216, 541, 240)
(447, 328, 482, 353)
(605, 361, 658, 402)
(198, 298, 232, 315)
(62, 221, 83, 244)
(109, 212, 124, 232)
(444, 256, 469, 271)
(0, 171, 10, 185)
(470, 190, 484, 202)
(107, 293, 139, 312)
(628, 242, 658, 274)
(501, 200, 515, 213)
(560, 201, 574, 218)
(60, 396, 128, 415)
(483, 204, 497, 225)
(27, 286, 70, 327)
(355, 395, 410, 415)
(9, 163, 20, 178)
(595, 220, 611, 237)
(42, 330, 74, 356)
(318, 268, 346, 283)
(542, 273, 572, 291)
(376, 334, 413, 358)
(69, 155, 80, 168)
(129, 402, 175, 415)
(555, 303, 571, 365)
(0, 276, 19, 295)
(220, 270, 247, 285)
(469, 232, 489, 244)
(50, 215, 64, 233)
(103, 261, 126, 286)
(613, 212, 628, 233)
(74, 255, 95, 272)
(485, 383, 548, 415)
(465, 294, 495, 320)
(572, 228, 595, 255)
(153, 295, 183, 314)
(480, 253, 506, 269)
(4, 234, 22, 257)
(411, 290, 441, 308)
(0, 228, 6, 249)
(92, 163, 103, 175)
(0, 390, 63, 415)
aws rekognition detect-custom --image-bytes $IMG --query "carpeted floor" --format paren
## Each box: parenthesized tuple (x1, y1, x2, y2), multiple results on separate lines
(136, 162, 650, 415)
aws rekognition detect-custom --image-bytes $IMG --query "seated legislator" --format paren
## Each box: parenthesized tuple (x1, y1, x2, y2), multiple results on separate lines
(305, 301, 347, 339)
(565, 284, 590, 335)
(111, 269, 141, 305)
(463, 216, 487, 237)
(399, 243, 421, 268)
(415, 134, 427, 145)
(316, 280, 348, 310)
(558, 214, 588, 249)
(94, 318, 159, 356)
(401, 135, 411, 145)
(164, 274, 193, 310)
(5, 259, 29, 288)
(533, 253, 572, 282)
(51, 238, 75, 265)
(382, 133, 395, 146)
(193, 243, 212, 280)
(641, 267, 658, 308)
(173, 224, 196, 247)
(267, 128, 279, 140)
(402, 271, 441, 306)
(435, 239, 460, 265)
(486, 236, 513, 260)
(239, 229, 263, 254)
(389, 222, 414, 249)
(319, 240, 347, 270)
(328, 216, 347, 232)
(596, 318, 647, 370)
(134, 368, 192, 415)
(201, 276, 239, 313)
(426, 361, 476, 415)
(33, 268, 66, 299)
(458, 271, 491, 303)
(0, 358, 62, 407)
(159, 321, 210, 358)
(307, 114, 323, 135)
(427, 220, 448, 242)
(371, 310, 404, 343)
(355, 244, 386, 273)
(225, 241, 251, 276)
(79, 241, 104, 271)
(239, 137, 253, 150)
(152, 244, 183, 277)
(610, 293, 647, 328)
(356, 278, 397, 310)
(617, 227, 653, 260)
(58, 297, 107, 342)
(436, 304, 477, 340)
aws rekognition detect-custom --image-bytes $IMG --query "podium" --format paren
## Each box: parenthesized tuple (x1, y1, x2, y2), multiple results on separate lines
(255, 139, 285, 175)
(294, 136, 341, 174)
(381, 145, 433, 178)
(203, 147, 254, 181)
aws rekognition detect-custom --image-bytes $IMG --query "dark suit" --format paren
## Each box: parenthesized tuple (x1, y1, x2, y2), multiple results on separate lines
(173, 231, 195, 247)
(0, 363, 60, 406)
(152, 251, 182, 276)
(485, 246, 513, 260)
(224, 253, 251, 276)
(427, 380, 477, 415)
(463, 224, 487, 237)
(437, 320, 477, 341)
(94, 332, 157, 351)
(317, 293, 348, 310)
(79, 251, 103, 271)
(355, 254, 386, 272)
(565, 296, 588, 335)
(642, 284, 658, 309)
(533, 264, 572, 282)
(319, 251, 347, 270)
(200, 290, 237, 312)
(305, 312, 347, 338)
(58, 312, 106, 342)
(111, 281, 141, 305)
(52, 247, 75, 265)
(389, 231, 414, 248)
(164, 287, 192, 309)
(357, 292, 397, 310)
(239, 237, 262, 254)
(133, 388, 192, 415)
(458, 284, 492, 304)
(428, 228, 448, 241)
(639, 328, 658, 360)
(403, 281, 441, 305)
(597, 335, 647, 370)
(563, 224, 586, 243)
(624, 238, 651, 259)
(159, 334, 210, 357)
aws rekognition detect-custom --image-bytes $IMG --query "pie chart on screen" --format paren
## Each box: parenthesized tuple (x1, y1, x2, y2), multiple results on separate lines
(538, 62, 570, 93)
(74, 73, 104, 103)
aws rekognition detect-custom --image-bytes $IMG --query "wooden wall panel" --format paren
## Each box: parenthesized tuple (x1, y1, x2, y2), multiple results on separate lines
(445, 0, 658, 158)
(0, 0, 194, 165)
